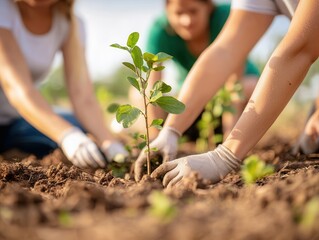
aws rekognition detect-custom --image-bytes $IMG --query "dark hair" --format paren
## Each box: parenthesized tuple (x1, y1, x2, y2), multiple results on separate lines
(54, 0, 75, 20)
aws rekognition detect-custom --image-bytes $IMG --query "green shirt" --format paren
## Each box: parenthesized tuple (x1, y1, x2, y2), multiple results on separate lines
(146, 4, 260, 89)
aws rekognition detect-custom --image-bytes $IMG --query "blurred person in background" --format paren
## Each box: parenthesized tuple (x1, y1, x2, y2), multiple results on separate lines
(0, 0, 128, 168)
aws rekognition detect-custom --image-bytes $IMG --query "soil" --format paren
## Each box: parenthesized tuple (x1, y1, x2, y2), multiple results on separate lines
(1, 134, 319, 240)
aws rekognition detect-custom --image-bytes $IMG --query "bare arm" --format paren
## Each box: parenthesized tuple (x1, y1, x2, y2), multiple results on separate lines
(224, 1, 319, 159)
(165, 10, 274, 134)
(0, 28, 72, 142)
(62, 18, 115, 146)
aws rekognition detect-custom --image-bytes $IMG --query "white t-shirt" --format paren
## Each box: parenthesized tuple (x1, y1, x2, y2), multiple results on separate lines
(232, 0, 299, 19)
(0, 0, 85, 124)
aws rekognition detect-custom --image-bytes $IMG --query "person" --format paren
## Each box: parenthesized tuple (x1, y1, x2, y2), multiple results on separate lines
(129, 0, 260, 141)
(0, 0, 128, 168)
(135, 0, 319, 186)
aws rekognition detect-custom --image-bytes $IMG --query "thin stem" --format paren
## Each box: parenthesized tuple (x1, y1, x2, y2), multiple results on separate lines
(142, 86, 151, 176)
(136, 70, 151, 176)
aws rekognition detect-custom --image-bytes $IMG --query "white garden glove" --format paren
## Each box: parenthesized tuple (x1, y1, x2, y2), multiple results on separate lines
(298, 110, 319, 154)
(59, 127, 107, 168)
(101, 141, 129, 163)
(151, 144, 241, 188)
(299, 133, 319, 154)
(134, 126, 181, 181)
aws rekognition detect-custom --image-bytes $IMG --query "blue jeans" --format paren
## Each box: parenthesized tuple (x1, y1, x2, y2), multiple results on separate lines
(0, 113, 84, 158)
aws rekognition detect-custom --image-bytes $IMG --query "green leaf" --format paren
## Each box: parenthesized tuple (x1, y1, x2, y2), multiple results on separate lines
(107, 103, 120, 113)
(138, 141, 147, 150)
(122, 62, 136, 72)
(116, 105, 141, 128)
(155, 96, 185, 114)
(127, 76, 140, 91)
(150, 119, 163, 129)
(131, 46, 143, 69)
(142, 66, 149, 73)
(154, 52, 172, 63)
(110, 43, 129, 51)
(148, 191, 177, 222)
(152, 81, 172, 94)
(150, 90, 163, 103)
(213, 104, 223, 117)
(139, 134, 146, 140)
(153, 66, 165, 71)
(143, 52, 156, 62)
(127, 32, 139, 48)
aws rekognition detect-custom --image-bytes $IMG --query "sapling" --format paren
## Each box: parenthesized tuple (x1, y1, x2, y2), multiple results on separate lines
(108, 32, 185, 176)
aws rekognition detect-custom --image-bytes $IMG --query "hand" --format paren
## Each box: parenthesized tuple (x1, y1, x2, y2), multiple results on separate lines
(298, 110, 319, 154)
(59, 127, 107, 168)
(101, 141, 129, 163)
(134, 126, 181, 182)
(151, 144, 241, 188)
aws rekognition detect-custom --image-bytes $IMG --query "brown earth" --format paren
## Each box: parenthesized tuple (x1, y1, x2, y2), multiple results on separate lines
(1, 134, 319, 240)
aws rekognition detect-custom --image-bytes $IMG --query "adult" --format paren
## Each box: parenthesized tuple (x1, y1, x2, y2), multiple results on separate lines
(0, 0, 128, 168)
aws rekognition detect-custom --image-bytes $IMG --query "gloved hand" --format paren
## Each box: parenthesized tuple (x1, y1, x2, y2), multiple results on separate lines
(101, 141, 129, 163)
(134, 126, 181, 182)
(59, 127, 107, 168)
(298, 110, 319, 154)
(151, 144, 241, 188)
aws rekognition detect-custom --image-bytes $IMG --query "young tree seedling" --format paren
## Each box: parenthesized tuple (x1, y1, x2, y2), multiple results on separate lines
(108, 32, 185, 176)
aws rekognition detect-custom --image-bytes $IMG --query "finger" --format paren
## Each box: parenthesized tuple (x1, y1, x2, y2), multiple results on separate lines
(162, 168, 179, 187)
(87, 143, 106, 168)
(81, 145, 99, 168)
(74, 150, 88, 168)
(134, 154, 147, 182)
(151, 161, 178, 179)
(167, 174, 183, 189)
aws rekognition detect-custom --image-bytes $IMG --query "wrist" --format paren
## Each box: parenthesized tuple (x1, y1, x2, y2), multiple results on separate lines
(214, 144, 241, 170)
(163, 126, 182, 137)
(58, 127, 84, 146)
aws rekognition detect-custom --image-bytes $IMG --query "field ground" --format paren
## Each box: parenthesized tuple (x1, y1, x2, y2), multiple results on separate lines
(1, 101, 319, 240)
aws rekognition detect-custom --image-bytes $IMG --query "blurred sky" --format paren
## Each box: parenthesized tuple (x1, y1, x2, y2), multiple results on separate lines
(55, 0, 291, 80)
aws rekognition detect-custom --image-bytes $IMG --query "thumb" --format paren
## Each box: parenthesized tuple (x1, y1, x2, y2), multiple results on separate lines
(134, 151, 147, 182)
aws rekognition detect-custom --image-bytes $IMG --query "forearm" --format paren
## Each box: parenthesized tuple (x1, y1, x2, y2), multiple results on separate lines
(165, 45, 245, 133)
(223, 0, 319, 159)
(72, 95, 114, 145)
(224, 45, 315, 159)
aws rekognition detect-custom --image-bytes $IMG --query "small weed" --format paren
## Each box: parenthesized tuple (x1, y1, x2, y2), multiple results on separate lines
(241, 155, 274, 185)
(148, 191, 177, 222)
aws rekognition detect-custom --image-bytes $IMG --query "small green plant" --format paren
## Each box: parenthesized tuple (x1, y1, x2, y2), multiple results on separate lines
(298, 197, 319, 230)
(196, 83, 243, 152)
(108, 32, 185, 176)
(241, 155, 275, 185)
(58, 210, 73, 227)
(148, 190, 177, 222)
